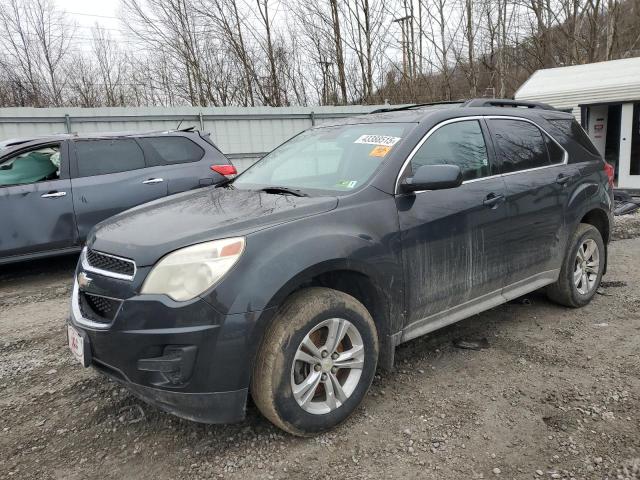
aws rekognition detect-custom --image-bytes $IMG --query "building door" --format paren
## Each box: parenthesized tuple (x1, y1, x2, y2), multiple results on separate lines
(584, 104, 622, 185)
(618, 103, 640, 190)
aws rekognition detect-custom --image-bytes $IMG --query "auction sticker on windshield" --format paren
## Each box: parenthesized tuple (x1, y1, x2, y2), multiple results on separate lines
(337, 180, 358, 188)
(369, 145, 392, 157)
(354, 135, 401, 146)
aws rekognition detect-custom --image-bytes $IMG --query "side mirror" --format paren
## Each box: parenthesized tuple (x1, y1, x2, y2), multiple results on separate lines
(401, 164, 463, 192)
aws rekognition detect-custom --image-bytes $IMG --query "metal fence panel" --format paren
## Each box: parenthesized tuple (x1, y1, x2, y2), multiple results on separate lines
(0, 106, 387, 163)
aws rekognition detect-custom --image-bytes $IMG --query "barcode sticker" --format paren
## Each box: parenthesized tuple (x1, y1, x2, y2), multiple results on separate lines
(354, 135, 401, 146)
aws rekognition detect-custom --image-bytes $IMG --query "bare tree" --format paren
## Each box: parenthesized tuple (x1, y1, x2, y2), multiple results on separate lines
(197, 0, 257, 105)
(1, 0, 639, 108)
(66, 54, 102, 107)
(92, 26, 128, 106)
(0, 0, 75, 106)
(254, 0, 282, 105)
(329, 0, 349, 103)
(421, 0, 463, 99)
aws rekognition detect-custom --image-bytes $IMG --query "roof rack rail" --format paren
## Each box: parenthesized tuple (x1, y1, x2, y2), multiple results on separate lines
(463, 98, 556, 110)
(370, 100, 464, 114)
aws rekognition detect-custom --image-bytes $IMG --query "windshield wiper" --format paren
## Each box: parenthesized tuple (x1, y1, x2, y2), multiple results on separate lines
(259, 186, 309, 197)
(215, 177, 235, 188)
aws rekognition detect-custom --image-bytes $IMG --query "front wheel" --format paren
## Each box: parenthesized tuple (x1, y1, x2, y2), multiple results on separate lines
(547, 223, 605, 307)
(251, 287, 378, 436)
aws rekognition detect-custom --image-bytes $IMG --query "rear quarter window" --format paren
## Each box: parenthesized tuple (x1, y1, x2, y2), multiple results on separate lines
(143, 136, 205, 164)
(547, 118, 601, 157)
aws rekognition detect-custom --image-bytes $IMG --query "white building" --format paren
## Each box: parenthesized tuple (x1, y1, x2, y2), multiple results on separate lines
(515, 57, 640, 191)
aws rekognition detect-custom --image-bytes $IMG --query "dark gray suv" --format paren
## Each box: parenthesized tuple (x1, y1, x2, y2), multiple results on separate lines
(67, 100, 614, 436)
(0, 129, 234, 264)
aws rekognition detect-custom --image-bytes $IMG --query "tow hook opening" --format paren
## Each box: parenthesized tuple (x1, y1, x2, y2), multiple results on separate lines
(137, 345, 197, 386)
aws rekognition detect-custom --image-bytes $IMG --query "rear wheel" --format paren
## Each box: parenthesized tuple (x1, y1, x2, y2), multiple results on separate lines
(547, 223, 604, 307)
(251, 287, 378, 436)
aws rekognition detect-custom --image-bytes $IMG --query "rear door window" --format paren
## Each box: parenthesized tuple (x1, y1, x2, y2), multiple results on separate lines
(75, 139, 146, 177)
(143, 136, 205, 164)
(488, 119, 550, 173)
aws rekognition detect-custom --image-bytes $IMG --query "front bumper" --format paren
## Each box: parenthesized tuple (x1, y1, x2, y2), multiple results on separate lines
(68, 267, 266, 424)
(99, 362, 248, 424)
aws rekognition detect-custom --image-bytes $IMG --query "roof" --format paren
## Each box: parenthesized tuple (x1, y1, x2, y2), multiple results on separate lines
(0, 129, 201, 159)
(515, 57, 640, 110)
(320, 98, 568, 126)
(0, 134, 73, 148)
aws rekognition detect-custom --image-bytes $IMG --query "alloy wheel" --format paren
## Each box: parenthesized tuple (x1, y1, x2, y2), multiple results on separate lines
(574, 238, 600, 295)
(290, 318, 365, 415)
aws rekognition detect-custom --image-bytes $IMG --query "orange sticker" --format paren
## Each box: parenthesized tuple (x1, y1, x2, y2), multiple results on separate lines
(369, 145, 392, 157)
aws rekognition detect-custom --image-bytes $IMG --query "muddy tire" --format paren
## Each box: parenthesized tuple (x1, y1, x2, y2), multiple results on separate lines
(547, 223, 605, 308)
(251, 287, 378, 436)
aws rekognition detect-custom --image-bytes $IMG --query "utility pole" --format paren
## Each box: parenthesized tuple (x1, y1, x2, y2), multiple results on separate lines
(393, 15, 412, 79)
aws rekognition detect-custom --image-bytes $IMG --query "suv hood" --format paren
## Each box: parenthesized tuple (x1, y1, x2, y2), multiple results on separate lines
(88, 187, 338, 266)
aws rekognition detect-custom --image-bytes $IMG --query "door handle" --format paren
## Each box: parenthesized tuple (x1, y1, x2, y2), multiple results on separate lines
(41, 191, 67, 198)
(483, 192, 505, 208)
(142, 178, 164, 184)
(556, 174, 572, 186)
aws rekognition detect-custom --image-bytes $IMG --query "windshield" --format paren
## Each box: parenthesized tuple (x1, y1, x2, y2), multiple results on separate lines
(233, 122, 415, 193)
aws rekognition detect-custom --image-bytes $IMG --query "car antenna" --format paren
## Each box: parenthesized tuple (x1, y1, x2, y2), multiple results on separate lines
(176, 119, 184, 130)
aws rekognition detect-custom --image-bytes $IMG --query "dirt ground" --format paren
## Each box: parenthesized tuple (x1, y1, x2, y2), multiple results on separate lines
(1, 225, 639, 480)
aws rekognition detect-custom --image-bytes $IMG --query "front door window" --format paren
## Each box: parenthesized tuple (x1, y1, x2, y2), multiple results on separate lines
(0, 145, 61, 186)
(410, 120, 491, 181)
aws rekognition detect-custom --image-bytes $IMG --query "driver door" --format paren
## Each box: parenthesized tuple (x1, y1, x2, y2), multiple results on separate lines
(0, 141, 78, 259)
(396, 119, 510, 338)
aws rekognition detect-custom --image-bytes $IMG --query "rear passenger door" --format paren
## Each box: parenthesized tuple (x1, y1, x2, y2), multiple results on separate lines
(70, 138, 168, 241)
(137, 135, 224, 194)
(486, 118, 569, 296)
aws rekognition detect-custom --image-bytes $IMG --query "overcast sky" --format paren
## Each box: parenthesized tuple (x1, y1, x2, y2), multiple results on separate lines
(57, 0, 119, 25)
(56, 0, 124, 49)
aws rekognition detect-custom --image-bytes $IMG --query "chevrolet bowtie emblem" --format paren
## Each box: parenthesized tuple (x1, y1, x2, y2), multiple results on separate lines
(77, 272, 92, 290)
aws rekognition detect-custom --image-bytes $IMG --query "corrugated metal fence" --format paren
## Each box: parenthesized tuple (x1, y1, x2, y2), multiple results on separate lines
(0, 106, 388, 171)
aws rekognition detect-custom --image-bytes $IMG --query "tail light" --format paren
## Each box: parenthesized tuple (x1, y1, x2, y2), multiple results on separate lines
(211, 164, 237, 176)
(603, 162, 614, 187)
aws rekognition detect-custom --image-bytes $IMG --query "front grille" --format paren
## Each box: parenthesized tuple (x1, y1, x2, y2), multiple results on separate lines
(79, 292, 121, 324)
(86, 249, 135, 278)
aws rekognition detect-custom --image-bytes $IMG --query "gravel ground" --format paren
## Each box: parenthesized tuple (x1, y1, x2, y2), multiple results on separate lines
(613, 211, 640, 241)
(1, 229, 639, 480)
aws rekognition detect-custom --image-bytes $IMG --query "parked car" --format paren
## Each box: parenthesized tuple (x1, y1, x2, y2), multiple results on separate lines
(0, 129, 235, 264)
(67, 99, 613, 436)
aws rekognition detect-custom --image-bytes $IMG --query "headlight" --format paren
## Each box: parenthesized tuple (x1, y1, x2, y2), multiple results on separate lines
(141, 237, 245, 301)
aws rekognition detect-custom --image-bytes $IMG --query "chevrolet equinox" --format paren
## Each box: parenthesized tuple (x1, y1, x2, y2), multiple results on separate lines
(67, 99, 614, 436)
